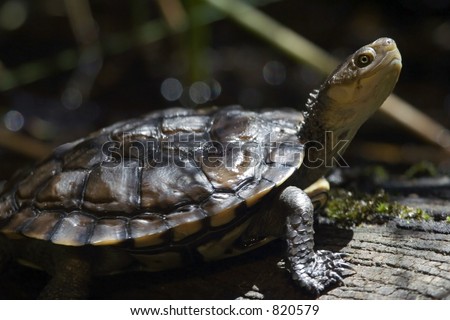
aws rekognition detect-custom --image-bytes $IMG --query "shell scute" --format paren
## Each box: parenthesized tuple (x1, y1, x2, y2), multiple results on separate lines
(161, 115, 210, 134)
(83, 160, 140, 214)
(21, 211, 62, 241)
(266, 142, 304, 168)
(111, 118, 160, 143)
(62, 137, 110, 170)
(36, 170, 87, 209)
(260, 108, 303, 132)
(130, 214, 168, 248)
(201, 192, 245, 227)
(200, 141, 263, 190)
(0, 207, 35, 238)
(262, 165, 297, 187)
(51, 212, 95, 246)
(17, 160, 61, 200)
(166, 205, 207, 242)
(237, 178, 276, 207)
(211, 109, 269, 144)
(140, 159, 213, 211)
(89, 218, 128, 245)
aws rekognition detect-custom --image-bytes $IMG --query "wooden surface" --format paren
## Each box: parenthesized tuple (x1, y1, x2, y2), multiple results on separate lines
(1, 220, 449, 299)
(1, 168, 449, 299)
(318, 223, 450, 299)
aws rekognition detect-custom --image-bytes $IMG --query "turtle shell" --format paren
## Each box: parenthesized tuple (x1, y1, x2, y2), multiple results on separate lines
(0, 106, 304, 264)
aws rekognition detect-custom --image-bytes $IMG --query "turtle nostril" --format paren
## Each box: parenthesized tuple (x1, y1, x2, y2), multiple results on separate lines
(384, 38, 395, 46)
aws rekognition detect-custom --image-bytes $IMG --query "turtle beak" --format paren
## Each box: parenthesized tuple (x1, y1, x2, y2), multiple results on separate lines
(389, 54, 402, 72)
(376, 37, 402, 73)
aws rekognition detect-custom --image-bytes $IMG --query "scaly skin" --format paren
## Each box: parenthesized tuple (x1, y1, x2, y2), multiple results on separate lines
(278, 38, 401, 294)
(280, 186, 350, 295)
(298, 38, 402, 188)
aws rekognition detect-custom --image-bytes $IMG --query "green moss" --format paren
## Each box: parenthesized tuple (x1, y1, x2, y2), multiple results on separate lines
(324, 188, 431, 227)
(446, 216, 450, 224)
(395, 205, 430, 221)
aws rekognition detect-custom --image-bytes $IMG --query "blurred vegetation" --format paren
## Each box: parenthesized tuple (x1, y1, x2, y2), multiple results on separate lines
(0, 0, 449, 168)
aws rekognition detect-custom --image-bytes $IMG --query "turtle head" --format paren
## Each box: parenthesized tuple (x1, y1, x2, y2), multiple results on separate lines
(313, 37, 402, 133)
(298, 38, 401, 187)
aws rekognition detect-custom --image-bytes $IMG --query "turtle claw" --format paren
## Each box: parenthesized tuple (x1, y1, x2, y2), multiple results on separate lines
(289, 249, 351, 296)
(334, 251, 350, 259)
(281, 187, 354, 295)
(339, 262, 354, 271)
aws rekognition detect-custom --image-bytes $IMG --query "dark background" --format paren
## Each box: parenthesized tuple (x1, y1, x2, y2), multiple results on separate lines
(0, 0, 449, 170)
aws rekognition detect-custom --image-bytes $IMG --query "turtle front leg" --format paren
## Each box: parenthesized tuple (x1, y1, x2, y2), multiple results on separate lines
(279, 186, 351, 295)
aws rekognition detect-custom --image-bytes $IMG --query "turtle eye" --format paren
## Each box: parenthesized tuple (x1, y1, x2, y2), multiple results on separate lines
(355, 53, 374, 68)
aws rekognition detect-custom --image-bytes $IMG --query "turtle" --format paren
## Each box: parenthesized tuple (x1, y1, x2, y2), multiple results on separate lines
(0, 37, 401, 299)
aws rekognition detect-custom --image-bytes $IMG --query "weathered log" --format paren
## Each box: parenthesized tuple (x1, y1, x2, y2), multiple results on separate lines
(318, 223, 450, 300)
(2, 219, 448, 299)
